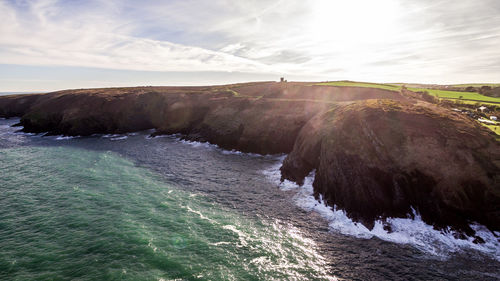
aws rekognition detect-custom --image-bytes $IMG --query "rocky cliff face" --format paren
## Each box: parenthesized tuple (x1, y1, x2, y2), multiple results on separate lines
(1, 85, 333, 154)
(0, 94, 42, 117)
(1, 83, 498, 235)
(280, 99, 500, 235)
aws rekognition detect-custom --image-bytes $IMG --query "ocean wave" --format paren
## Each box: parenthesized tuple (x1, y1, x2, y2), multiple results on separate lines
(262, 158, 500, 261)
(144, 131, 275, 157)
(220, 149, 262, 157)
(174, 137, 276, 158)
(55, 135, 79, 140)
(110, 136, 128, 141)
(98, 133, 133, 141)
(102, 134, 122, 138)
(14, 131, 37, 136)
(145, 133, 179, 139)
(179, 139, 219, 149)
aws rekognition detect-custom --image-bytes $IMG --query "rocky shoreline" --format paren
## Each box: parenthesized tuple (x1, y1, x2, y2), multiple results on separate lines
(1, 82, 498, 237)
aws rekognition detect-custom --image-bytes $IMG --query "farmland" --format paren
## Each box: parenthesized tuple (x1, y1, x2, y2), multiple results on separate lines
(317, 81, 500, 104)
(406, 88, 500, 103)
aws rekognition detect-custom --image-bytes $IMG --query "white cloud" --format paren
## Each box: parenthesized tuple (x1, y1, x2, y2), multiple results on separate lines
(1, 0, 500, 84)
(0, 0, 271, 73)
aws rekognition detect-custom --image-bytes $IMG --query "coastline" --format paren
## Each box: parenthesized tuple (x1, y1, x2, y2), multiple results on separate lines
(1, 82, 499, 237)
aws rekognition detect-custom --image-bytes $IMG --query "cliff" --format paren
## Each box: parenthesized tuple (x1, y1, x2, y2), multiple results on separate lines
(1, 82, 498, 235)
(280, 99, 500, 235)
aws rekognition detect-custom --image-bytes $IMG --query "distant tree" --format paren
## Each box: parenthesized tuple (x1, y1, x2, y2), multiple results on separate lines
(420, 90, 438, 103)
(480, 86, 493, 96)
(490, 87, 500, 98)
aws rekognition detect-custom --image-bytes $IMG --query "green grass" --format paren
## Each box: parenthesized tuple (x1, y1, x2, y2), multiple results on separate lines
(315, 80, 500, 105)
(316, 81, 401, 92)
(407, 88, 500, 103)
(480, 123, 500, 140)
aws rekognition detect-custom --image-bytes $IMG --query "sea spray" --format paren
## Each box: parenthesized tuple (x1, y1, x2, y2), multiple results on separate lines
(262, 157, 500, 261)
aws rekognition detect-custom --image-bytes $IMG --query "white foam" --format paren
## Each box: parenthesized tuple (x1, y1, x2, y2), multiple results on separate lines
(55, 135, 79, 140)
(102, 134, 122, 138)
(185, 205, 219, 225)
(220, 149, 262, 157)
(98, 133, 129, 141)
(262, 158, 500, 260)
(210, 241, 231, 246)
(222, 224, 249, 247)
(110, 136, 128, 141)
(176, 137, 275, 157)
(261, 156, 307, 191)
(179, 139, 218, 149)
(144, 132, 276, 157)
(14, 131, 37, 136)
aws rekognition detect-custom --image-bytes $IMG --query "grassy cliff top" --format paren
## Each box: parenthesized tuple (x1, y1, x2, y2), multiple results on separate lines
(316, 80, 500, 105)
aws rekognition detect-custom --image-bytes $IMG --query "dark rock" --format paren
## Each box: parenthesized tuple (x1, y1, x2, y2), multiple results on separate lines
(281, 99, 500, 234)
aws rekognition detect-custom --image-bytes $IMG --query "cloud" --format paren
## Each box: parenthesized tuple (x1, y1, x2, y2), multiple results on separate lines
(0, 0, 271, 73)
(1, 0, 500, 84)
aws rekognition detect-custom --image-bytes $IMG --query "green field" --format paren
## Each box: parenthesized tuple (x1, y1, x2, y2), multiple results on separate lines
(316, 81, 401, 92)
(407, 88, 500, 103)
(317, 81, 500, 104)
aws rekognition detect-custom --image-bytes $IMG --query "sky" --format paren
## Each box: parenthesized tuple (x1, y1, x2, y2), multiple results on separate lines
(1, 0, 500, 91)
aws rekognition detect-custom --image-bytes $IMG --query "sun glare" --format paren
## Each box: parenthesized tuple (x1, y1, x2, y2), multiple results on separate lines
(310, 0, 401, 46)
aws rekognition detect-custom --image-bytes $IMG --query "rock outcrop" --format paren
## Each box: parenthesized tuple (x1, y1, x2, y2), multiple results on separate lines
(0, 94, 42, 117)
(280, 99, 500, 235)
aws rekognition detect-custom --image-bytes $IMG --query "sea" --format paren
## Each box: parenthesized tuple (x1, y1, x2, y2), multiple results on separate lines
(1, 117, 499, 280)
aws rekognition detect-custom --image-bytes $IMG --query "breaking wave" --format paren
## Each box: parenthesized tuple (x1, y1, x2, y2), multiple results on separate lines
(262, 157, 500, 261)
(149, 134, 274, 157)
(55, 135, 79, 140)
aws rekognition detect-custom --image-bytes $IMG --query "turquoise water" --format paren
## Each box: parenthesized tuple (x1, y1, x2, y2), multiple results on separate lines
(0, 146, 332, 280)
(1, 118, 500, 280)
